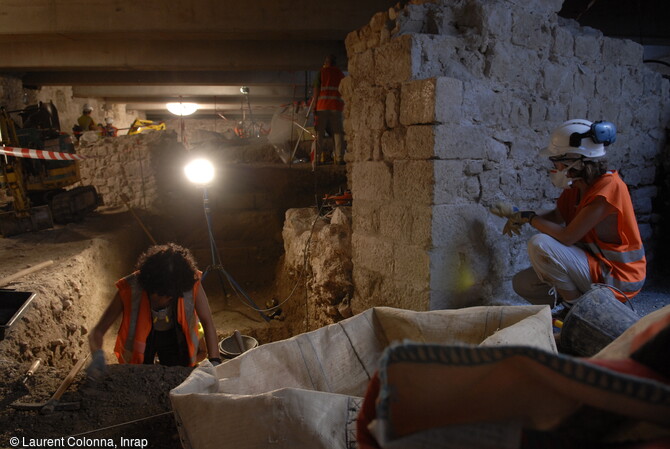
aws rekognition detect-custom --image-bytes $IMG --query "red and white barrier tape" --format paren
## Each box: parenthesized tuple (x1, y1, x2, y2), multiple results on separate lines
(0, 146, 89, 161)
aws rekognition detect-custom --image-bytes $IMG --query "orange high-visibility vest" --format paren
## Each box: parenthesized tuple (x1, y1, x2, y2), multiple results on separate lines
(113, 272, 201, 366)
(316, 66, 345, 111)
(558, 171, 646, 301)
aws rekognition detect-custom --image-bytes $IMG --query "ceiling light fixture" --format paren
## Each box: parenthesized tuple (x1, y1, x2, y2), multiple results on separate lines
(166, 102, 199, 116)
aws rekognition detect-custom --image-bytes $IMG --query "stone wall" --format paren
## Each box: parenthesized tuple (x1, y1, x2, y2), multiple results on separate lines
(35, 86, 143, 134)
(342, 0, 669, 312)
(75, 130, 184, 213)
(282, 207, 354, 329)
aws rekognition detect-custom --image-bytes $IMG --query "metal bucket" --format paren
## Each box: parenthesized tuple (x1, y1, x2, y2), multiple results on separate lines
(560, 286, 640, 356)
(218, 334, 258, 359)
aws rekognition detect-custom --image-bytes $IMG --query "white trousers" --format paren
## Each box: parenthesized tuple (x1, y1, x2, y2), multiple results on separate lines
(513, 233, 593, 306)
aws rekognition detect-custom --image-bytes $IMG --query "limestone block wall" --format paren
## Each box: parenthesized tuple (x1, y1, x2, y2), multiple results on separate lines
(34, 86, 143, 133)
(343, 0, 669, 312)
(75, 130, 184, 213)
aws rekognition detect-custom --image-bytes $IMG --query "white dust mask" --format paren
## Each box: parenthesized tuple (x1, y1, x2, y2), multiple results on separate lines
(549, 160, 581, 189)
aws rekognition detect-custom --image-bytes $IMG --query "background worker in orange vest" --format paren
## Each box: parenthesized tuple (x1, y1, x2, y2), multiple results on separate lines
(490, 119, 646, 306)
(87, 243, 220, 378)
(103, 117, 118, 137)
(312, 54, 345, 165)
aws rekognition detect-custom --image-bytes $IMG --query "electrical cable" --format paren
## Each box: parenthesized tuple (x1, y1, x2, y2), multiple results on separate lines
(66, 411, 174, 438)
(230, 199, 327, 315)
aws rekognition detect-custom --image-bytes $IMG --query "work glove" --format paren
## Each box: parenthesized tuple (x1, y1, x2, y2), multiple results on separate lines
(86, 349, 107, 380)
(489, 203, 536, 236)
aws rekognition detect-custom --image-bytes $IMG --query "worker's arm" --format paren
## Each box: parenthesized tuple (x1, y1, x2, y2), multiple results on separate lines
(194, 286, 219, 361)
(88, 292, 123, 353)
(531, 196, 615, 246)
(536, 207, 564, 225)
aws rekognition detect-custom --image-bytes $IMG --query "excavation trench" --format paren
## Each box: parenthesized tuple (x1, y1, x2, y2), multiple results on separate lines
(0, 137, 348, 447)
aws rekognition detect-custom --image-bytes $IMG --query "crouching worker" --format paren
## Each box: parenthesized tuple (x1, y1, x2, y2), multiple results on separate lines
(87, 243, 221, 379)
(490, 119, 646, 307)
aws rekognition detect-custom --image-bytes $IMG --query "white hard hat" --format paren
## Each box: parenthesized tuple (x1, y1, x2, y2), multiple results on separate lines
(83, 103, 93, 112)
(541, 119, 606, 159)
(105, 117, 114, 125)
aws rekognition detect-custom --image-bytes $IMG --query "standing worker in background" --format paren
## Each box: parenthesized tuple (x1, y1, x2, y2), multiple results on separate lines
(87, 243, 221, 378)
(312, 54, 345, 165)
(77, 104, 98, 132)
(490, 119, 646, 307)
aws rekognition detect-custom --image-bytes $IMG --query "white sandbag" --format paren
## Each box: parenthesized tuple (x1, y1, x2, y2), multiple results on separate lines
(170, 305, 555, 449)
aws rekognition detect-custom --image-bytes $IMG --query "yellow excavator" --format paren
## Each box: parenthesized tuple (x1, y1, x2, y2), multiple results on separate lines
(127, 118, 166, 135)
(0, 102, 100, 237)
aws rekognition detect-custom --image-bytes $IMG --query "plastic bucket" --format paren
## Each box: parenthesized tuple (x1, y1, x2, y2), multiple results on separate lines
(219, 334, 258, 359)
(560, 286, 640, 356)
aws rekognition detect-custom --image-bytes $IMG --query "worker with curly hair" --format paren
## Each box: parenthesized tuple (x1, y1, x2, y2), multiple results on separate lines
(87, 243, 220, 377)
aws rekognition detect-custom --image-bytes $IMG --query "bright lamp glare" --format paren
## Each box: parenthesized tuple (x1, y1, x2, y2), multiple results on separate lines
(184, 158, 215, 185)
(167, 102, 199, 116)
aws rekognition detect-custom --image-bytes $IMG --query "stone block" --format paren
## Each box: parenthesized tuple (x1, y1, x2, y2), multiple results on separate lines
(379, 202, 432, 248)
(568, 96, 588, 120)
(574, 33, 602, 68)
(432, 123, 490, 160)
(348, 50, 375, 82)
(621, 67, 644, 99)
(405, 125, 436, 160)
(369, 11, 388, 33)
(379, 201, 411, 243)
(393, 243, 430, 287)
(350, 129, 381, 162)
(630, 186, 656, 215)
(351, 161, 393, 201)
(399, 78, 436, 125)
(352, 266, 383, 313)
(643, 71, 664, 97)
(504, 0, 564, 16)
(512, 11, 550, 51)
(381, 127, 408, 160)
(352, 233, 394, 274)
(374, 35, 414, 86)
(543, 62, 573, 96)
(399, 77, 463, 126)
(434, 160, 482, 205)
(345, 29, 367, 56)
(595, 66, 622, 98)
(530, 101, 548, 129)
(603, 37, 643, 67)
(478, 1, 513, 37)
(552, 24, 574, 58)
(385, 89, 400, 128)
(352, 199, 381, 235)
(394, 160, 434, 205)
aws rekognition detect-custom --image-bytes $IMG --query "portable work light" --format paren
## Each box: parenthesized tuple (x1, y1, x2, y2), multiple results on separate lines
(182, 157, 270, 322)
(184, 158, 215, 186)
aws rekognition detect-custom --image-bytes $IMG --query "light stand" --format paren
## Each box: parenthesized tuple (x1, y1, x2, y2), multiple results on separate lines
(185, 158, 270, 322)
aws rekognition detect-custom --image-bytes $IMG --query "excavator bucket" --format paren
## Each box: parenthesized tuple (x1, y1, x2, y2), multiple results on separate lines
(0, 205, 53, 237)
(49, 185, 101, 224)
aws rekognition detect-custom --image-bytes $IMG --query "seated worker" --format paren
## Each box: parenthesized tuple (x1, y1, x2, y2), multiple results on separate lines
(103, 117, 118, 137)
(490, 119, 646, 306)
(87, 243, 220, 378)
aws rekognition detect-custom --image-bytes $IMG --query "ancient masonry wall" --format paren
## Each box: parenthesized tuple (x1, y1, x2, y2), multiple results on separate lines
(75, 130, 183, 213)
(342, 0, 669, 312)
